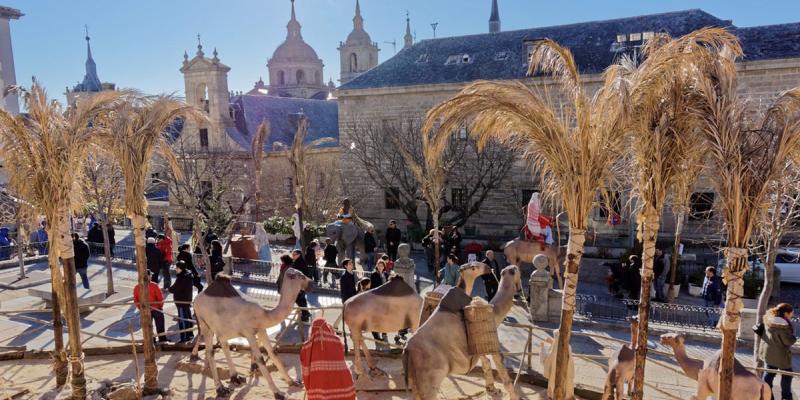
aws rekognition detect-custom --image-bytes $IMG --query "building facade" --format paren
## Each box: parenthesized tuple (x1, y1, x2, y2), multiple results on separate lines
(338, 0, 379, 86)
(0, 5, 21, 115)
(336, 8, 800, 243)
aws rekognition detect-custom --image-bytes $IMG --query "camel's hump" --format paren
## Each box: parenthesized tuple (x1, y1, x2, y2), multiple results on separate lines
(438, 287, 472, 314)
(369, 277, 416, 297)
(203, 276, 242, 299)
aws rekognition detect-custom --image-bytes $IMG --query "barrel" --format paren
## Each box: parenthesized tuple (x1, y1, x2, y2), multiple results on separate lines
(464, 302, 500, 356)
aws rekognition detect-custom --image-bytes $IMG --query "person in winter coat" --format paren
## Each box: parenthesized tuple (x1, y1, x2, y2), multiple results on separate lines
(440, 254, 461, 287)
(276, 254, 293, 291)
(339, 259, 357, 303)
(106, 222, 116, 257)
(156, 234, 174, 290)
(32, 221, 48, 255)
(72, 233, 91, 289)
(209, 240, 225, 281)
(757, 303, 797, 400)
(145, 237, 165, 283)
(86, 223, 104, 255)
(385, 220, 402, 260)
(480, 250, 501, 301)
(168, 260, 195, 342)
(701, 266, 723, 327)
(176, 244, 203, 292)
(653, 249, 667, 302)
(322, 238, 338, 286)
(422, 229, 443, 273)
(305, 243, 320, 284)
(291, 249, 312, 322)
(363, 227, 377, 271)
(133, 270, 167, 342)
(0, 227, 11, 260)
(370, 260, 388, 289)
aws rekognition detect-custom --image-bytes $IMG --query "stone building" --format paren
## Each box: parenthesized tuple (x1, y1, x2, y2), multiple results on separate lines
(65, 31, 116, 108)
(0, 5, 21, 115)
(338, 0, 379, 86)
(336, 8, 800, 244)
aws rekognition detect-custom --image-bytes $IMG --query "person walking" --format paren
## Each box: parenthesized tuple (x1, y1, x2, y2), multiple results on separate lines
(168, 260, 195, 343)
(440, 254, 461, 287)
(86, 223, 103, 255)
(323, 238, 338, 286)
(134, 270, 168, 343)
(209, 240, 225, 281)
(653, 249, 667, 302)
(480, 250, 501, 301)
(701, 266, 723, 327)
(339, 259, 357, 303)
(290, 249, 312, 322)
(71, 233, 91, 290)
(757, 303, 796, 400)
(305, 243, 320, 284)
(177, 244, 203, 292)
(145, 237, 165, 283)
(363, 227, 377, 271)
(385, 220, 402, 260)
(156, 233, 174, 290)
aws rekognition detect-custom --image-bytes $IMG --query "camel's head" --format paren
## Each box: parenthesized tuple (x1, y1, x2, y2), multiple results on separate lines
(282, 267, 313, 293)
(659, 332, 686, 348)
(500, 265, 523, 293)
(459, 261, 490, 281)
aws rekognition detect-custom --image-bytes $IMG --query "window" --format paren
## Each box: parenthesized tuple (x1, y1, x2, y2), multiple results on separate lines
(199, 128, 209, 149)
(598, 191, 622, 219)
(777, 253, 799, 263)
(616, 34, 627, 43)
(349, 53, 358, 72)
(458, 125, 468, 140)
(642, 31, 655, 40)
(385, 188, 400, 209)
(629, 32, 642, 41)
(451, 187, 467, 211)
(689, 192, 715, 221)
(381, 119, 395, 144)
(521, 189, 537, 204)
(284, 177, 294, 195)
(445, 54, 473, 65)
(278, 70, 285, 85)
(200, 181, 212, 198)
(296, 70, 305, 84)
(461, 54, 472, 64)
(415, 53, 429, 64)
(151, 172, 160, 184)
(494, 51, 509, 61)
(445, 55, 460, 65)
(197, 84, 209, 113)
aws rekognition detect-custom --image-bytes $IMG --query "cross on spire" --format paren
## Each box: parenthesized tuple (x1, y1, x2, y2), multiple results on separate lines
(196, 33, 204, 57)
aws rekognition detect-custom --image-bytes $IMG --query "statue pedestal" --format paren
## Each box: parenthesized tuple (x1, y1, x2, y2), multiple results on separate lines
(529, 268, 553, 322)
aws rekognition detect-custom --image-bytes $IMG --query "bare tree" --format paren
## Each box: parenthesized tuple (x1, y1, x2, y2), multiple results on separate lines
(83, 152, 124, 295)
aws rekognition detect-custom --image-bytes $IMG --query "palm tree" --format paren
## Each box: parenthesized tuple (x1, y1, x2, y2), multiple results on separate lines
(97, 95, 202, 394)
(424, 40, 630, 399)
(251, 120, 270, 222)
(623, 28, 739, 399)
(694, 34, 800, 396)
(0, 81, 123, 398)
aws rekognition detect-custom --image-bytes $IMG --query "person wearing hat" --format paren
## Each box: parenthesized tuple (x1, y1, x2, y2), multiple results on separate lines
(385, 220, 402, 260)
(146, 237, 165, 283)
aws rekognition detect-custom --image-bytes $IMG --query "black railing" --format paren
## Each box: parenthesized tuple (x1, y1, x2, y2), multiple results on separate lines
(574, 294, 724, 331)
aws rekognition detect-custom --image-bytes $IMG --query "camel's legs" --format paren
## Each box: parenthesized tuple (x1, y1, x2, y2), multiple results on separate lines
(258, 329, 295, 384)
(244, 333, 285, 399)
(350, 328, 365, 376)
(219, 339, 245, 386)
(490, 353, 519, 400)
(359, 330, 380, 373)
(616, 380, 624, 400)
(479, 355, 499, 395)
(200, 322, 227, 395)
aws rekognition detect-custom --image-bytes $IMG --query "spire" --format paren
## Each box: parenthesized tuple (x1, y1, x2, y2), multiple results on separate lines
(196, 33, 204, 57)
(353, 0, 364, 31)
(287, 0, 302, 39)
(489, 0, 500, 33)
(403, 11, 413, 49)
(79, 25, 102, 92)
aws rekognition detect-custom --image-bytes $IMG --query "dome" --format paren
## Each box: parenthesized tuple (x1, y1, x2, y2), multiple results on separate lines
(270, 38, 320, 64)
(346, 29, 372, 46)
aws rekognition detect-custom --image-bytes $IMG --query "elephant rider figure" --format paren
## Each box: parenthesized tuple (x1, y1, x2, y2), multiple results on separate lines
(326, 198, 373, 266)
(522, 192, 553, 250)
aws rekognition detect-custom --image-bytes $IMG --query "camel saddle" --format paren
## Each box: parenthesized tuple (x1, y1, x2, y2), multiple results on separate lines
(203, 276, 241, 298)
(437, 287, 472, 315)
(370, 276, 416, 297)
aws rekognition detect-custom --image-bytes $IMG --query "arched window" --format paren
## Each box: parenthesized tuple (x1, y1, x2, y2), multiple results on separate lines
(277, 70, 285, 85)
(296, 70, 305, 84)
(349, 53, 358, 72)
(197, 83, 209, 113)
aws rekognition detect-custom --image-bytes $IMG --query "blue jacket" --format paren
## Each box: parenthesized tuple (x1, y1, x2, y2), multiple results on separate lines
(441, 262, 460, 287)
(701, 275, 723, 306)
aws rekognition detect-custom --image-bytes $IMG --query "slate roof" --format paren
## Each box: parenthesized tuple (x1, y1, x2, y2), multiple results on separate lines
(226, 95, 339, 152)
(340, 9, 800, 91)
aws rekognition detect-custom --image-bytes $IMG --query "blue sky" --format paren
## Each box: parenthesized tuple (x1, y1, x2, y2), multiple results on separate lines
(5, 0, 800, 102)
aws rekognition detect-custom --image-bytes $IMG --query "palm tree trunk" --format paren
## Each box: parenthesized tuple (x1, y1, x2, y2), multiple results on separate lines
(667, 212, 684, 302)
(632, 215, 660, 400)
(754, 243, 776, 367)
(16, 219, 24, 279)
(718, 248, 748, 399)
(46, 247, 68, 387)
(552, 228, 586, 400)
(132, 214, 159, 392)
(433, 209, 441, 287)
(193, 215, 212, 283)
(101, 215, 114, 296)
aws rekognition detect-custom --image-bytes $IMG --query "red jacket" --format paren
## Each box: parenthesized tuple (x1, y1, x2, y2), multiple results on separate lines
(133, 282, 164, 310)
(157, 237, 174, 263)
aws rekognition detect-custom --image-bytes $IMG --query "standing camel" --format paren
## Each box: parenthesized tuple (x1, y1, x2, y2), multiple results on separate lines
(603, 318, 638, 400)
(191, 269, 311, 398)
(403, 265, 523, 400)
(659, 333, 770, 400)
(503, 238, 563, 288)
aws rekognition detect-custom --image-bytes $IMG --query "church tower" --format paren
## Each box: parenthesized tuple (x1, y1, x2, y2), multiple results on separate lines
(403, 12, 413, 49)
(338, 0, 379, 85)
(179, 39, 237, 150)
(267, 0, 328, 99)
(489, 0, 501, 33)
(66, 28, 116, 107)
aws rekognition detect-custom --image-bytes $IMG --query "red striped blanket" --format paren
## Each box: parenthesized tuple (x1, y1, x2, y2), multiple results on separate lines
(300, 318, 355, 400)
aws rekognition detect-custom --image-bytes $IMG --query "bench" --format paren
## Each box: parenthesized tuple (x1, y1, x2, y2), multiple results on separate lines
(28, 287, 107, 313)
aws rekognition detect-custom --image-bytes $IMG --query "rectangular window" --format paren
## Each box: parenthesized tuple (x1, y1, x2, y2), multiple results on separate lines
(689, 192, 715, 221)
(629, 32, 642, 41)
(458, 126, 468, 140)
(451, 188, 467, 211)
(494, 51, 509, 61)
(598, 191, 622, 219)
(284, 177, 293, 196)
(642, 31, 655, 40)
(385, 187, 400, 209)
(199, 128, 209, 149)
(616, 34, 627, 43)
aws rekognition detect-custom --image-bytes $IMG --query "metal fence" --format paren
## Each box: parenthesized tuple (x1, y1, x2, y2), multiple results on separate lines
(0, 241, 49, 262)
(575, 294, 724, 331)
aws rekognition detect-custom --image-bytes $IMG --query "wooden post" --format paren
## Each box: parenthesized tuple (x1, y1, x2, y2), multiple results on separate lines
(631, 217, 659, 400)
(101, 216, 114, 296)
(526, 327, 533, 370)
(552, 229, 585, 400)
(16, 219, 24, 279)
(46, 237, 68, 387)
(718, 252, 748, 399)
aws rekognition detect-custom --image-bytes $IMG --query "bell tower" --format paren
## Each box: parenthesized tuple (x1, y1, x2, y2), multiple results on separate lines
(338, 0, 379, 85)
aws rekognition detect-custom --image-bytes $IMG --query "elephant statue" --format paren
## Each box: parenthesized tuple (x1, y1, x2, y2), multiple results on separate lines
(326, 221, 367, 266)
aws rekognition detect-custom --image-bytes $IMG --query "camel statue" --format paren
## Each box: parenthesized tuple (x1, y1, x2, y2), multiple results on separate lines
(659, 333, 771, 400)
(540, 329, 575, 399)
(503, 238, 563, 287)
(190, 270, 312, 398)
(403, 265, 524, 400)
(326, 221, 367, 265)
(603, 318, 638, 400)
(343, 262, 489, 378)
